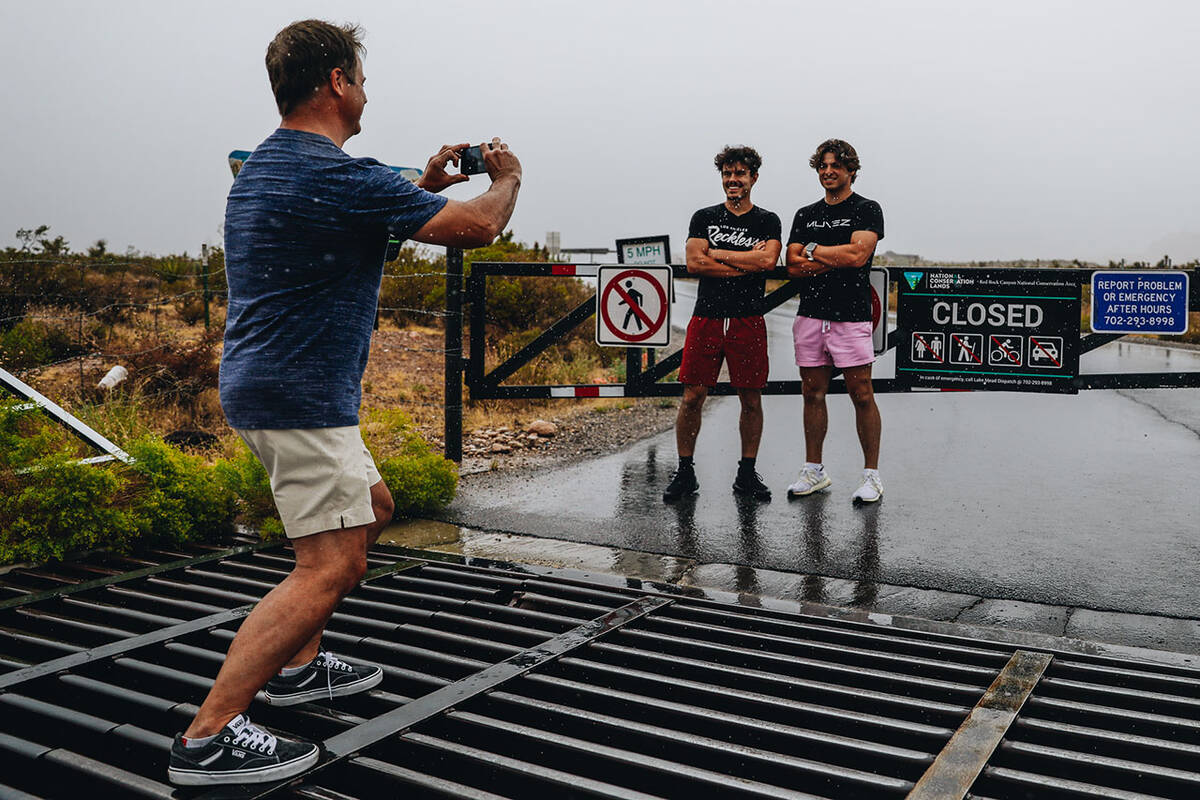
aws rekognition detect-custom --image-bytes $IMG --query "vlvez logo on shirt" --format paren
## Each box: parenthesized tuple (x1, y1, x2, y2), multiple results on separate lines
(707, 226, 765, 248)
(805, 219, 852, 229)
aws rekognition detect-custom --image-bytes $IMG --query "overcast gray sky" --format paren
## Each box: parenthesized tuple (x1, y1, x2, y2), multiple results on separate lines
(2, 0, 1198, 263)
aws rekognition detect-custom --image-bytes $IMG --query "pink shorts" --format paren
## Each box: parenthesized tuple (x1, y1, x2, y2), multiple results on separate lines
(792, 316, 874, 368)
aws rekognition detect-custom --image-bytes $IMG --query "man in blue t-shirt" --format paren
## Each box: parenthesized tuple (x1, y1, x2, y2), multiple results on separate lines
(169, 19, 522, 787)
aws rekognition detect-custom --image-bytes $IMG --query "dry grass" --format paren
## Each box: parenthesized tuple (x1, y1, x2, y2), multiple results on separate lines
(18, 312, 634, 457)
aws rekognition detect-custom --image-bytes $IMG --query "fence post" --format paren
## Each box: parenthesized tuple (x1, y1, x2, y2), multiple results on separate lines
(444, 247, 464, 462)
(200, 243, 210, 330)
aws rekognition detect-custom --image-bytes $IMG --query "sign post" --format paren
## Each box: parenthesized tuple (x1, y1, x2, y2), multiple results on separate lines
(870, 268, 888, 355)
(896, 268, 1081, 394)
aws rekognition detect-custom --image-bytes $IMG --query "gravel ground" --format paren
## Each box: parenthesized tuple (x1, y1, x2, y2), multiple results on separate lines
(459, 399, 680, 476)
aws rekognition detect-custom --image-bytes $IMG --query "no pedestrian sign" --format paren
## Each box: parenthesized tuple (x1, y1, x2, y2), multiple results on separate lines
(1090, 271, 1189, 334)
(596, 266, 672, 348)
(896, 268, 1081, 394)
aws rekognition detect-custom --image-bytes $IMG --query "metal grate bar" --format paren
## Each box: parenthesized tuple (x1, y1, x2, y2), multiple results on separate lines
(0, 541, 276, 613)
(197, 595, 672, 800)
(908, 649, 1052, 799)
(0, 605, 251, 691)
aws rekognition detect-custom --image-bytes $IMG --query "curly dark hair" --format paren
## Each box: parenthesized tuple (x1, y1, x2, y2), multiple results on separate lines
(808, 139, 860, 183)
(714, 145, 762, 174)
(266, 20, 366, 116)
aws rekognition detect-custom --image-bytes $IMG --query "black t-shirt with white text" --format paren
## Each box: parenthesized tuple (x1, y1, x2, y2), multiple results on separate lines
(787, 193, 884, 322)
(687, 204, 782, 318)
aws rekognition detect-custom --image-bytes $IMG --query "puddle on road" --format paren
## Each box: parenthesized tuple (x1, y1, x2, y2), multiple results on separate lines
(379, 520, 692, 584)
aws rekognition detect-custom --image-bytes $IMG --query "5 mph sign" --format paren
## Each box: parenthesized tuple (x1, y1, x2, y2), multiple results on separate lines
(595, 266, 672, 348)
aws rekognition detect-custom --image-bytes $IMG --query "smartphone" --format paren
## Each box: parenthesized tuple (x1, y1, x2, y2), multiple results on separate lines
(459, 145, 487, 176)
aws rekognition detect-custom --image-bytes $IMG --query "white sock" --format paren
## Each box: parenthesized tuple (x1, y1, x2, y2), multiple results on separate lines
(183, 733, 216, 748)
(279, 660, 310, 676)
(864, 468, 880, 478)
(804, 462, 824, 472)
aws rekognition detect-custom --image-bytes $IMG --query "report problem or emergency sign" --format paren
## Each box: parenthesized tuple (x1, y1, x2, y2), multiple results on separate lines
(1090, 271, 1190, 334)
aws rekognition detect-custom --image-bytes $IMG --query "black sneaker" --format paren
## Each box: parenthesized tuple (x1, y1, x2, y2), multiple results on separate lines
(168, 714, 318, 786)
(263, 650, 383, 706)
(662, 466, 699, 502)
(732, 469, 772, 501)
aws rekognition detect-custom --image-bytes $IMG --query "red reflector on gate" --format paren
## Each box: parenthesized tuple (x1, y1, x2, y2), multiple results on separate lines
(551, 265, 576, 276)
(575, 387, 600, 397)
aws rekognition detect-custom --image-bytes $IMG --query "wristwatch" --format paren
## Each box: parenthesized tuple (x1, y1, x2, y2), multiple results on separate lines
(804, 242, 818, 261)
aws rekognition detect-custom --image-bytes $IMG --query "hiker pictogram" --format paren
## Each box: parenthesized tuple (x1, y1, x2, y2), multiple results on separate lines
(949, 333, 983, 365)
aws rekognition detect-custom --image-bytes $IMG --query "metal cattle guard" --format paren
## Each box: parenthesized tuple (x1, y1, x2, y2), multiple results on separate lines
(442, 260, 1199, 460)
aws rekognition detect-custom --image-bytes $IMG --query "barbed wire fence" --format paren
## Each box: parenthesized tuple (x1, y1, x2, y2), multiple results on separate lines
(0, 250, 470, 446)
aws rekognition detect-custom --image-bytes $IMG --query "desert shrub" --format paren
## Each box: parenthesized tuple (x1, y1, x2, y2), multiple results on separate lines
(0, 402, 245, 565)
(125, 437, 237, 548)
(174, 294, 207, 325)
(0, 452, 140, 564)
(378, 245, 446, 328)
(125, 329, 221, 403)
(212, 444, 284, 539)
(376, 452, 458, 518)
(0, 319, 79, 370)
(362, 408, 458, 518)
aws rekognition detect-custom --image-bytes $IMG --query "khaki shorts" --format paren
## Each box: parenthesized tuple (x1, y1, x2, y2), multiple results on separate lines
(236, 426, 382, 539)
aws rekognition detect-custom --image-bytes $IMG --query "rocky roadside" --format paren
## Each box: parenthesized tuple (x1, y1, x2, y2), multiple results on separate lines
(459, 399, 679, 476)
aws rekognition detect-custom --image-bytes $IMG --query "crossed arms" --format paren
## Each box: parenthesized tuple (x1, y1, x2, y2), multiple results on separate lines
(686, 238, 782, 278)
(785, 230, 879, 278)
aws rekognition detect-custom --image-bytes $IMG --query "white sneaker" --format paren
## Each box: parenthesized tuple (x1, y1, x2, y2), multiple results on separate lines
(786, 465, 831, 498)
(852, 470, 883, 504)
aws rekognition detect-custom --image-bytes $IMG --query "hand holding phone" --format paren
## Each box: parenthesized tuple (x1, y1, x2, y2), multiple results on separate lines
(459, 145, 487, 176)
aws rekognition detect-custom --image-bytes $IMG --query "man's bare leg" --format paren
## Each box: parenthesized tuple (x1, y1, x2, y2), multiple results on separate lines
(736, 388, 763, 458)
(675, 384, 708, 458)
(285, 480, 395, 670)
(182, 526, 368, 738)
(843, 364, 881, 469)
(799, 366, 832, 464)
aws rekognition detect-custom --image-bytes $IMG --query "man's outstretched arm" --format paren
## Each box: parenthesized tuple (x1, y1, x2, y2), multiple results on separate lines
(412, 140, 522, 248)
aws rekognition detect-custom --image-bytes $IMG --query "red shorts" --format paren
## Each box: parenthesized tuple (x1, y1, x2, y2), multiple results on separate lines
(679, 315, 768, 389)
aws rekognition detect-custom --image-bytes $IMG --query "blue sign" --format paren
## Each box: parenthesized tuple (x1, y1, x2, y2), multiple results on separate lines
(1090, 271, 1190, 334)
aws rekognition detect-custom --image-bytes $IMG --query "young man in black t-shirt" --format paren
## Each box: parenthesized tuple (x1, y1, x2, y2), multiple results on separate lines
(785, 139, 886, 504)
(663, 145, 782, 503)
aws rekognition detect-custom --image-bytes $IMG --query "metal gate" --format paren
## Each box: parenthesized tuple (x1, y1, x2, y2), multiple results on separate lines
(445, 261, 1199, 458)
(1, 537, 1198, 798)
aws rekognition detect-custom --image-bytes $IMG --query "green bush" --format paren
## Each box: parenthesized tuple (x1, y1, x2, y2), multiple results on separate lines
(377, 451, 458, 517)
(0, 452, 140, 564)
(363, 408, 458, 518)
(211, 444, 284, 539)
(0, 319, 78, 371)
(125, 438, 236, 548)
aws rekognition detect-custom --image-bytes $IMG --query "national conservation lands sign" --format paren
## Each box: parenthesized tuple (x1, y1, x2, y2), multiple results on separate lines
(896, 269, 1082, 394)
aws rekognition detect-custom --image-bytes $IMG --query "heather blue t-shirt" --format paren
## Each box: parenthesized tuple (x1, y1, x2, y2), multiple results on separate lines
(220, 129, 447, 429)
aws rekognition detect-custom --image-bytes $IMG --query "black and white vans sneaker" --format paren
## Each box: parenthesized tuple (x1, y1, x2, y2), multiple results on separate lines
(263, 650, 383, 706)
(168, 714, 318, 786)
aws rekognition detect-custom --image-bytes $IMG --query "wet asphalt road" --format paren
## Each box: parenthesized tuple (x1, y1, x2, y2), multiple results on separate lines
(444, 282, 1200, 619)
